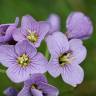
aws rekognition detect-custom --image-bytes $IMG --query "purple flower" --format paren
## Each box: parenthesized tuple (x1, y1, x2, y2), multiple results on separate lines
(0, 40, 47, 83)
(0, 17, 18, 43)
(3, 87, 18, 96)
(18, 74, 59, 96)
(47, 14, 60, 35)
(66, 12, 93, 40)
(13, 15, 50, 48)
(46, 32, 87, 87)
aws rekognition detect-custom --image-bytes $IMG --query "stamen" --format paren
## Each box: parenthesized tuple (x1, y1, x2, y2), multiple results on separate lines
(31, 84, 38, 89)
(27, 29, 38, 43)
(59, 52, 71, 66)
(17, 54, 30, 67)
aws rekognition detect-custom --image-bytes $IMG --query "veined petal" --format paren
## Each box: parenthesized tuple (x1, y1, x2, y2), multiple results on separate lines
(61, 64, 84, 87)
(6, 64, 33, 83)
(15, 40, 37, 57)
(17, 87, 31, 96)
(21, 15, 37, 35)
(69, 39, 87, 65)
(46, 32, 69, 57)
(34, 21, 50, 47)
(13, 28, 26, 42)
(0, 45, 17, 67)
(38, 82, 59, 96)
(48, 57, 61, 77)
(31, 53, 48, 74)
(24, 74, 48, 87)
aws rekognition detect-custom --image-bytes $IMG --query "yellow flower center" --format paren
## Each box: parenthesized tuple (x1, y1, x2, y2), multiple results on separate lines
(31, 84, 38, 89)
(59, 52, 71, 66)
(27, 29, 38, 43)
(17, 54, 30, 67)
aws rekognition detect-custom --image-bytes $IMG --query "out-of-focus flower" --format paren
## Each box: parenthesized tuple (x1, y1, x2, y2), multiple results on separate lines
(0, 40, 47, 83)
(47, 14, 60, 35)
(3, 87, 18, 96)
(66, 12, 93, 40)
(13, 15, 50, 48)
(18, 74, 59, 96)
(46, 32, 87, 87)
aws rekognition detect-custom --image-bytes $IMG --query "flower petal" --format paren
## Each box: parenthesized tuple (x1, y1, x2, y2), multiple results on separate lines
(61, 64, 84, 87)
(31, 53, 48, 74)
(31, 89, 43, 96)
(69, 39, 87, 65)
(13, 28, 26, 42)
(46, 32, 69, 57)
(48, 57, 61, 77)
(34, 21, 50, 47)
(21, 15, 37, 35)
(66, 12, 93, 40)
(38, 82, 59, 96)
(0, 45, 17, 67)
(6, 64, 33, 83)
(24, 74, 48, 87)
(47, 14, 60, 34)
(15, 40, 37, 58)
(18, 87, 31, 96)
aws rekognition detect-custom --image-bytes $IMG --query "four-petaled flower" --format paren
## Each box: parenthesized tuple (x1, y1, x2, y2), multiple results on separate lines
(18, 74, 59, 96)
(13, 15, 50, 48)
(0, 40, 47, 83)
(46, 32, 87, 87)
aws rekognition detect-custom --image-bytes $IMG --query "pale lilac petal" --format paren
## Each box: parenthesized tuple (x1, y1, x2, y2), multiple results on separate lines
(34, 21, 50, 47)
(46, 32, 69, 57)
(0, 45, 17, 67)
(21, 15, 38, 36)
(31, 89, 43, 96)
(24, 74, 48, 87)
(69, 39, 87, 64)
(17, 87, 31, 96)
(0, 24, 16, 42)
(21, 15, 36, 28)
(6, 64, 33, 83)
(31, 53, 47, 74)
(15, 40, 37, 57)
(47, 14, 60, 34)
(61, 64, 84, 87)
(13, 28, 26, 42)
(38, 82, 59, 96)
(66, 12, 93, 39)
(6, 24, 17, 35)
(48, 57, 61, 77)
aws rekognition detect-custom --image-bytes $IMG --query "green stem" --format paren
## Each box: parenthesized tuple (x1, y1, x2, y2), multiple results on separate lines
(0, 69, 6, 73)
(45, 48, 49, 59)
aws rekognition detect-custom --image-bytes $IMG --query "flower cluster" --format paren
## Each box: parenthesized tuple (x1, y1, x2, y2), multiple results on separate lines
(0, 12, 93, 96)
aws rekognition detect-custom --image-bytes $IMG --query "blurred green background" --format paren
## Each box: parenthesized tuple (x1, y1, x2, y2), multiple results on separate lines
(0, 0, 96, 96)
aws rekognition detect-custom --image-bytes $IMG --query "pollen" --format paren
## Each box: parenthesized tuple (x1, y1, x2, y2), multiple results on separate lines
(31, 84, 38, 89)
(59, 52, 71, 66)
(27, 29, 38, 43)
(17, 54, 30, 67)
